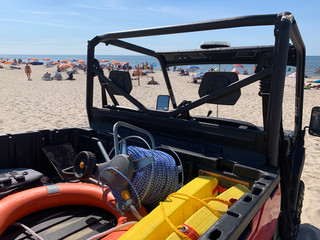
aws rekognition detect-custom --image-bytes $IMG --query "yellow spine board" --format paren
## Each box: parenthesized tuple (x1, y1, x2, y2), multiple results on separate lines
(166, 184, 250, 240)
(119, 175, 218, 240)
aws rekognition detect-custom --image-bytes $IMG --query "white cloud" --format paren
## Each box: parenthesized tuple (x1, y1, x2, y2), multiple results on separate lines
(31, 11, 52, 15)
(0, 18, 82, 29)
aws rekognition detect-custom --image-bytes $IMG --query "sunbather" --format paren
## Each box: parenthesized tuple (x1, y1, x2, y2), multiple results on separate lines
(54, 72, 62, 80)
(42, 72, 51, 81)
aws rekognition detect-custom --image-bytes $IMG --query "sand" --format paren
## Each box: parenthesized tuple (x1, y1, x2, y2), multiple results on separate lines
(0, 63, 320, 236)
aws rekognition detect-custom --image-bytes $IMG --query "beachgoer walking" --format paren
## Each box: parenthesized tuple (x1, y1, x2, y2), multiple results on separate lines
(25, 63, 32, 80)
(137, 64, 142, 86)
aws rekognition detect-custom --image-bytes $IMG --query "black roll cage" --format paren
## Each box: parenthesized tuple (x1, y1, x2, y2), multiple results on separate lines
(86, 12, 305, 167)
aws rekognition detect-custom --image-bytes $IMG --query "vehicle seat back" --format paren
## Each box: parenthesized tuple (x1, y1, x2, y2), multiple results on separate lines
(108, 71, 132, 95)
(198, 72, 241, 105)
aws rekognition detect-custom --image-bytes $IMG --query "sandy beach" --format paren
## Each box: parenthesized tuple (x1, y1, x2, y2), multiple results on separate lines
(0, 63, 320, 236)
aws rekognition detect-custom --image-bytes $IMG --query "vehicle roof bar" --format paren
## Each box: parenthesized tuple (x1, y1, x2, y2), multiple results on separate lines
(97, 14, 279, 41)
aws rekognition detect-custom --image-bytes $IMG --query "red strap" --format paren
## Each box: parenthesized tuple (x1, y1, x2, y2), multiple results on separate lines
(217, 185, 226, 194)
(178, 224, 200, 240)
(229, 198, 237, 204)
(212, 185, 219, 195)
(228, 198, 238, 208)
(212, 185, 227, 195)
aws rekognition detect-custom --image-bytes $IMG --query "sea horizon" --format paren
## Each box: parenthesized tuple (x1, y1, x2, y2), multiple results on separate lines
(2, 54, 320, 78)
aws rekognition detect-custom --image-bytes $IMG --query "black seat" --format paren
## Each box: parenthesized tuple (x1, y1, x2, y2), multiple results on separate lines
(198, 72, 241, 105)
(108, 71, 132, 95)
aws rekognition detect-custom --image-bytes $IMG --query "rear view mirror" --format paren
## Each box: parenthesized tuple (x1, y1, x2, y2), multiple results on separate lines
(309, 107, 320, 137)
(156, 95, 170, 111)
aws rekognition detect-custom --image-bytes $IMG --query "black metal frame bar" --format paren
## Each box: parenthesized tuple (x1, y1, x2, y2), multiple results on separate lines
(86, 12, 306, 168)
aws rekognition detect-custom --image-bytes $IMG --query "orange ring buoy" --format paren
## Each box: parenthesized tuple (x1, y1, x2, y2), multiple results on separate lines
(0, 183, 147, 238)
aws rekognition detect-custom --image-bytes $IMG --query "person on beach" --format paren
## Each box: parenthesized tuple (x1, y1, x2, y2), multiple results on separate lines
(137, 64, 142, 86)
(147, 76, 158, 85)
(25, 63, 32, 80)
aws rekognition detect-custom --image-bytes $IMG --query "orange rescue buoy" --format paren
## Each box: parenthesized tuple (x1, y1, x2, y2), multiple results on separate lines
(0, 183, 147, 238)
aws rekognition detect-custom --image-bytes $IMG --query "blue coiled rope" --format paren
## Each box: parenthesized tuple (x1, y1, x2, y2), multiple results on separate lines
(111, 145, 179, 208)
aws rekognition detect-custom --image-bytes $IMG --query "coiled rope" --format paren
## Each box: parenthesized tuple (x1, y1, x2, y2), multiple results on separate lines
(111, 145, 179, 208)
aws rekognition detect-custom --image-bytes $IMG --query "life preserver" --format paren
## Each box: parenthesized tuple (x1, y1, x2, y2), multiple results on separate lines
(0, 183, 147, 238)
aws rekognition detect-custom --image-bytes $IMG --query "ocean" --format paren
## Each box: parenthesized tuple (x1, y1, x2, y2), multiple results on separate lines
(2, 54, 320, 78)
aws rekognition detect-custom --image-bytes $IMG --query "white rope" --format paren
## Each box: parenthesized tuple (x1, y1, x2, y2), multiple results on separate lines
(12, 222, 44, 240)
(86, 221, 137, 240)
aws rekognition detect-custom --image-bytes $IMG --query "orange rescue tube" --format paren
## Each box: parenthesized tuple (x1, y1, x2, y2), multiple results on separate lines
(0, 183, 147, 237)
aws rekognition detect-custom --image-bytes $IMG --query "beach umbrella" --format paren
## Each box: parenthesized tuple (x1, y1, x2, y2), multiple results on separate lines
(193, 72, 204, 80)
(234, 64, 244, 68)
(111, 60, 120, 65)
(58, 64, 71, 69)
(4, 61, 13, 64)
(194, 72, 204, 78)
(288, 71, 296, 78)
(187, 65, 199, 71)
(52, 61, 59, 65)
(42, 58, 51, 61)
(60, 60, 68, 63)
(69, 62, 76, 66)
(99, 59, 108, 63)
(77, 59, 85, 64)
(187, 65, 199, 72)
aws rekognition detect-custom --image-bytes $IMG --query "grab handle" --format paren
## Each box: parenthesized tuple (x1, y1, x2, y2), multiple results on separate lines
(113, 121, 156, 155)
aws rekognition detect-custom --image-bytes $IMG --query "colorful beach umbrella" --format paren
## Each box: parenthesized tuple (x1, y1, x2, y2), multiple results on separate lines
(58, 64, 71, 69)
(234, 64, 244, 68)
(288, 71, 296, 78)
(187, 65, 199, 71)
(194, 72, 204, 78)
(42, 58, 51, 61)
(4, 61, 13, 64)
(111, 60, 120, 65)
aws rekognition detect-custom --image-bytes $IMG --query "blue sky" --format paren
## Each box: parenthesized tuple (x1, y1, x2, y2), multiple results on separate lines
(0, 0, 319, 56)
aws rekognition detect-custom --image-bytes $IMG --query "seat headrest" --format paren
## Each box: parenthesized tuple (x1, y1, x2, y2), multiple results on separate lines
(198, 72, 241, 105)
(108, 71, 132, 95)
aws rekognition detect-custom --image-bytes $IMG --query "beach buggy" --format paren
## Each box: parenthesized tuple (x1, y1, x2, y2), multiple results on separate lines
(1, 12, 319, 240)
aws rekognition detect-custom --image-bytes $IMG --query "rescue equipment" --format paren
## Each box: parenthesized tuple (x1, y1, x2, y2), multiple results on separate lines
(0, 182, 147, 237)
